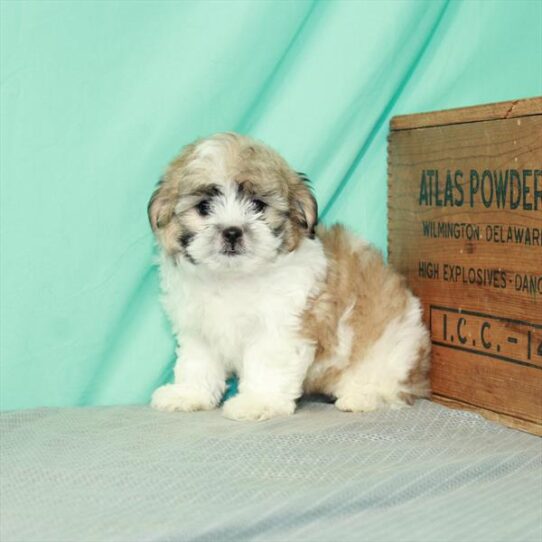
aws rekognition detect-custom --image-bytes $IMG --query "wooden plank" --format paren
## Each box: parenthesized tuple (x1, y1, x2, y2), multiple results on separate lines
(430, 344, 542, 423)
(388, 99, 542, 434)
(391, 96, 542, 131)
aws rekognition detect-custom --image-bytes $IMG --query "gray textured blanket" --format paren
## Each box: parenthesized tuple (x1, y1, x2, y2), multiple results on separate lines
(1, 400, 541, 542)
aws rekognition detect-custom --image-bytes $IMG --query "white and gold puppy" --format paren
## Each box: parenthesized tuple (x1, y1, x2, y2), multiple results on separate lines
(148, 133, 430, 421)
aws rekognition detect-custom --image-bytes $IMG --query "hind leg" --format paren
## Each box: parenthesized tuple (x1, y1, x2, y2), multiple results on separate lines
(334, 380, 407, 413)
(335, 392, 382, 413)
(333, 298, 430, 413)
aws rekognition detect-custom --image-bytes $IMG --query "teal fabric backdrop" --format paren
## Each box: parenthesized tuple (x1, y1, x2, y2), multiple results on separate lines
(1, 0, 541, 410)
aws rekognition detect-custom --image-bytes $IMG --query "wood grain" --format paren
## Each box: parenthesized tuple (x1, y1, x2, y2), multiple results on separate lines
(388, 97, 542, 434)
(391, 96, 542, 131)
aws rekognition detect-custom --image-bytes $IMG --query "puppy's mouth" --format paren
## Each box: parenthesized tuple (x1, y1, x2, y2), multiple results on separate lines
(221, 245, 245, 257)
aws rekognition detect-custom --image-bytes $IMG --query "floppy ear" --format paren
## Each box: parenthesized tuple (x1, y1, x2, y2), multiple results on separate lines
(147, 178, 174, 232)
(291, 173, 318, 237)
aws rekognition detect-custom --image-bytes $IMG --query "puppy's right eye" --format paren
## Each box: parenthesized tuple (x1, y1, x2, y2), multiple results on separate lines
(251, 198, 267, 213)
(196, 199, 211, 216)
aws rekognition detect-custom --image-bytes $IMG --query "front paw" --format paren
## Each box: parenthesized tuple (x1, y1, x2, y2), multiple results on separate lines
(151, 384, 217, 413)
(222, 393, 295, 422)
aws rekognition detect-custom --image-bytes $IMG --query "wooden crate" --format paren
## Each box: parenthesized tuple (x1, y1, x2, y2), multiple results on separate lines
(388, 97, 542, 435)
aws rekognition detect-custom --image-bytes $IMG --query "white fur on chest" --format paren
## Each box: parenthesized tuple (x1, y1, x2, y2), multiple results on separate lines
(159, 238, 327, 370)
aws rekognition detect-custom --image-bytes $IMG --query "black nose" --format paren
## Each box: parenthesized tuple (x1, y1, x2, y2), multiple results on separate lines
(222, 226, 243, 244)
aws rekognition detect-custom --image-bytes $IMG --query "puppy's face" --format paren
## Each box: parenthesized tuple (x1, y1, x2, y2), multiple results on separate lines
(148, 133, 317, 273)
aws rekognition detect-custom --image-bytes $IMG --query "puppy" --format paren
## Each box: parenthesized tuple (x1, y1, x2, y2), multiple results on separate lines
(148, 133, 430, 421)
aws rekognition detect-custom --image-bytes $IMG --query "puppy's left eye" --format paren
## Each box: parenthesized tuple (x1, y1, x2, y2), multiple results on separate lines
(251, 199, 267, 213)
(196, 199, 211, 216)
